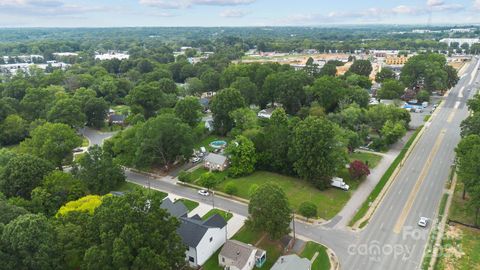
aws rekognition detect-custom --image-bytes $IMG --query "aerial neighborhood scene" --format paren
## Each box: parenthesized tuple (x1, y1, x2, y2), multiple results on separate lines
(1, 0, 480, 270)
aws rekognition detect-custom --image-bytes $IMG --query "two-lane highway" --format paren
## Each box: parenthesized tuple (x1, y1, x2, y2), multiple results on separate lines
(344, 57, 480, 270)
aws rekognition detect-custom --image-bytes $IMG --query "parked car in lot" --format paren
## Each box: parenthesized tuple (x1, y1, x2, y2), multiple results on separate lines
(198, 189, 210, 196)
(418, 217, 429, 227)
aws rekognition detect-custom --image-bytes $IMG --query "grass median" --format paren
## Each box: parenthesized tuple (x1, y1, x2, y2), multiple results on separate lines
(349, 126, 423, 227)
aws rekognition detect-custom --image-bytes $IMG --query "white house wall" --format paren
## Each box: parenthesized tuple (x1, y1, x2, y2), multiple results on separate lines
(196, 227, 227, 266)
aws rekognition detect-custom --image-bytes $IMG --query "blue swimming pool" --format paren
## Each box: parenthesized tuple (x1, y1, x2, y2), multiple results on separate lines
(209, 140, 227, 149)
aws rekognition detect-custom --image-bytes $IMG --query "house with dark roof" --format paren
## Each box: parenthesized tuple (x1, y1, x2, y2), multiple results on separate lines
(160, 198, 227, 267)
(179, 214, 227, 267)
(218, 240, 266, 270)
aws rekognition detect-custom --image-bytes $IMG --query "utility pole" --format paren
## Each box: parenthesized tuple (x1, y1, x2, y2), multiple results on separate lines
(292, 211, 296, 241)
(212, 191, 215, 209)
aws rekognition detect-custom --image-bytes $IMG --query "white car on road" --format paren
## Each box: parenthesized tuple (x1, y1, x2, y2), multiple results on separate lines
(198, 189, 210, 196)
(418, 217, 429, 227)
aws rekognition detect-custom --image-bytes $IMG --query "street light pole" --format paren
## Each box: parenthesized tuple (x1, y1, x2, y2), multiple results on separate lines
(292, 211, 296, 241)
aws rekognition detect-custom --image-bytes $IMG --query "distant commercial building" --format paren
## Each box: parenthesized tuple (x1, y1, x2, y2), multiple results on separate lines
(440, 38, 480, 47)
(94, 51, 129, 60)
(385, 56, 410, 66)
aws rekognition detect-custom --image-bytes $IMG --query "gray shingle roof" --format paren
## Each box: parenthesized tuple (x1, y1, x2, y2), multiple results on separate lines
(205, 153, 227, 165)
(177, 213, 227, 248)
(270, 254, 311, 270)
(160, 198, 188, 218)
(219, 240, 258, 270)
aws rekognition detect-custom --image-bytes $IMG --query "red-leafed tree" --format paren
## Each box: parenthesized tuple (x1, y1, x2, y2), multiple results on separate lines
(349, 160, 370, 180)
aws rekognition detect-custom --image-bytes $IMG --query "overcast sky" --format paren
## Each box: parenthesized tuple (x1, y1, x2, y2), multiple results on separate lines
(0, 0, 480, 27)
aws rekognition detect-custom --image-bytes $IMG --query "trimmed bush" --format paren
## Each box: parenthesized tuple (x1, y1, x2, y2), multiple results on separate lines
(299, 201, 317, 220)
(224, 182, 238, 195)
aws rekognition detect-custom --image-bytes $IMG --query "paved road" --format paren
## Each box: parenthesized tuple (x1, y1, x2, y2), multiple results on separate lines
(344, 56, 480, 270)
(80, 127, 118, 146)
(125, 57, 480, 270)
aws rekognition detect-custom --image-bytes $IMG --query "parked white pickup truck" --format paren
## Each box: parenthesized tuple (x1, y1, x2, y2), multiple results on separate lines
(331, 177, 349, 191)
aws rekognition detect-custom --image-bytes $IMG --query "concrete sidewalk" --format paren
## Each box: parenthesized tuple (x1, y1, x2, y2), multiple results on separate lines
(323, 131, 414, 229)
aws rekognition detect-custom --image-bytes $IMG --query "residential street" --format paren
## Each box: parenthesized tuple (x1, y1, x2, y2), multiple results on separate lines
(123, 57, 480, 270)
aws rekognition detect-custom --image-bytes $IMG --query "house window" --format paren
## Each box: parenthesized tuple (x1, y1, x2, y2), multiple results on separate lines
(189, 256, 195, 263)
(209, 237, 213, 242)
(222, 257, 225, 262)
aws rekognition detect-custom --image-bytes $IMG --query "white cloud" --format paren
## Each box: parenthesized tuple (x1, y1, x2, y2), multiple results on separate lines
(427, 0, 444, 7)
(220, 8, 248, 17)
(138, 0, 190, 9)
(474, 0, 480, 9)
(392, 5, 419, 15)
(139, 0, 255, 9)
(0, 0, 106, 16)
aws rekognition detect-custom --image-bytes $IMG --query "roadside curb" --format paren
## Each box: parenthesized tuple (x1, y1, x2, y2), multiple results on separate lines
(327, 247, 341, 270)
(425, 174, 457, 270)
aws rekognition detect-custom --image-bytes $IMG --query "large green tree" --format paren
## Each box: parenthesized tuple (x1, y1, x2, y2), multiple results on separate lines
(1, 214, 60, 270)
(230, 77, 258, 105)
(290, 116, 347, 189)
(174, 96, 202, 127)
(84, 97, 109, 129)
(375, 67, 396, 82)
(47, 98, 86, 129)
(0, 114, 28, 146)
(376, 79, 405, 100)
(126, 82, 166, 119)
(248, 183, 292, 240)
(211, 88, 246, 135)
(0, 154, 54, 199)
(20, 122, 82, 169)
(349, 60, 373, 77)
(82, 189, 186, 270)
(226, 135, 257, 177)
(74, 145, 125, 194)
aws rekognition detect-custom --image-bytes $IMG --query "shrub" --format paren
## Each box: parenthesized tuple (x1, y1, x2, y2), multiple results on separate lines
(224, 182, 238, 195)
(349, 160, 371, 180)
(299, 201, 317, 220)
(248, 184, 259, 198)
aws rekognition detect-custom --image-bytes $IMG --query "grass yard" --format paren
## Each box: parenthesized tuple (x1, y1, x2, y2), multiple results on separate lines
(449, 182, 479, 226)
(300, 242, 331, 270)
(111, 105, 131, 115)
(435, 181, 480, 270)
(81, 136, 89, 147)
(178, 198, 199, 212)
(116, 181, 167, 199)
(217, 171, 357, 220)
(191, 168, 357, 220)
(202, 208, 233, 221)
(201, 249, 222, 270)
(349, 152, 382, 169)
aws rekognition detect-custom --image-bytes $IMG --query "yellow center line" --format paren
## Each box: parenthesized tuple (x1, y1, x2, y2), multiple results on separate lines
(393, 129, 446, 234)
(447, 111, 456, 123)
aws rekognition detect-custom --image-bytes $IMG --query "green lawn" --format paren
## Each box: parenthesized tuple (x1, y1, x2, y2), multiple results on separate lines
(178, 198, 199, 212)
(81, 136, 89, 147)
(449, 182, 479, 226)
(116, 181, 167, 198)
(349, 152, 383, 169)
(201, 249, 222, 270)
(436, 181, 480, 270)
(214, 171, 356, 220)
(202, 208, 233, 221)
(111, 105, 131, 115)
(300, 242, 331, 270)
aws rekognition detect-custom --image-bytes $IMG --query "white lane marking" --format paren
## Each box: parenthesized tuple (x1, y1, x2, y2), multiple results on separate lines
(380, 222, 384, 230)
(390, 205, 393, 210)
(454, 101, 461, 109)
(470, 60, 480, 85)
(459, 87, 465, 98)
(398, 189, 402, 195)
